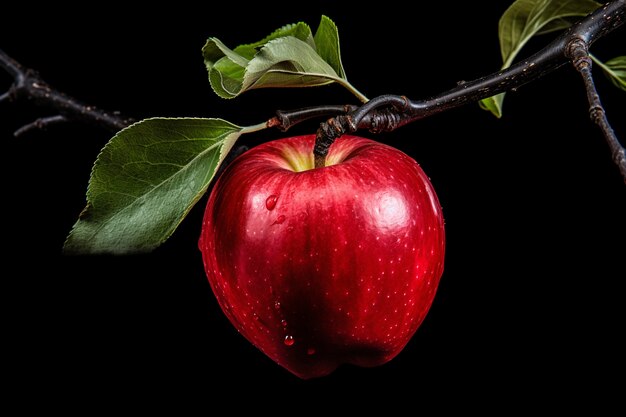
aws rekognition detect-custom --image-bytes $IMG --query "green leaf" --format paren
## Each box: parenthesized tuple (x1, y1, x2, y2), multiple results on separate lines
(535, 16, 583, 35)
(234, 22, 316, 59)
(203, 16, 367, 102)
(203, 22, 315, 99)
(313, 15, 346, 79)
(64, 118, 243, 254)
(242, 36, 341, 90)
(498, 0, 601, 67)
(479, 94, 504, 119)
(592, 55, 626, 92)
(480, 0, 601, 117)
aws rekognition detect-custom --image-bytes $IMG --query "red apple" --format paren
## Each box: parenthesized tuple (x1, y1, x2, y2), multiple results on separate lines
(199, 134, 445, 379)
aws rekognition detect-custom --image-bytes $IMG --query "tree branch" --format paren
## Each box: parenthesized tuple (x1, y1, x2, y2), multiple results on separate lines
(0, 48, 133, 136)
(300, 0, 626, 181)
(568, 39, 626, 182)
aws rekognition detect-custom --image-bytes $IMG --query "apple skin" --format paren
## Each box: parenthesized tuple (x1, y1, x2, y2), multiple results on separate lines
(199, 134, 445, 379)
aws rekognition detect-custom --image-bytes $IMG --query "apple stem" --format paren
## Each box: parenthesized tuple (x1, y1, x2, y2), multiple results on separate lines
(314, 115, 350, 168)
(312, 96, 410, 168)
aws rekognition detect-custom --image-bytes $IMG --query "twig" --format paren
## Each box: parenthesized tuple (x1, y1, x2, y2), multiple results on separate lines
(568, 39, 626, 183)
(269, 105, 358, 132)
(13, 115, 68, 137)
(0, 48, 132, 136)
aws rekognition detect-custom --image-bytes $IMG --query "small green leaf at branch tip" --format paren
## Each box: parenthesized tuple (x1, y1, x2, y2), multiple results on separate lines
(479, 94, 504, 118)
(63, 118, 245, 255)
(592, 55, 626, 92)
(203, 15, 367, 101)
(480, 0, 601, 117)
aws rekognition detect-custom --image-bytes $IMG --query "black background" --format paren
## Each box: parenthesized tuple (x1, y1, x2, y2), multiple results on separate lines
(3, 1, 624, 409)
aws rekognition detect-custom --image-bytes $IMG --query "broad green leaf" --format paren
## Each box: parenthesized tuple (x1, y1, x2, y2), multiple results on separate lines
(313, 15, 346, 79)
(203, 22, 316, 98)
(242, 36, 341, 90)
(202, 16, 367, 102)
(64, 118, 243, 254)
(592, 55, 626, 92)
(480, 0, 601, 117)
(233, 22, 315, 59)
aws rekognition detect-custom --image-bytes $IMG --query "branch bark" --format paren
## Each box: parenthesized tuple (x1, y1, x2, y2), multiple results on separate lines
(567, 38, 626, 181)
(0, 49, 132, 136)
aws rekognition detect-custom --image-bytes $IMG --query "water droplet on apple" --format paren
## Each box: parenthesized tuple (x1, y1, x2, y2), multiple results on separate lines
(284, 335, 295, 346)
(274, 301, 281, 310)
(265, 195, 278, 210)
(280, 319, 288, 328)
(273, 215, 286, 225)
(307, 347, 316, 355)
